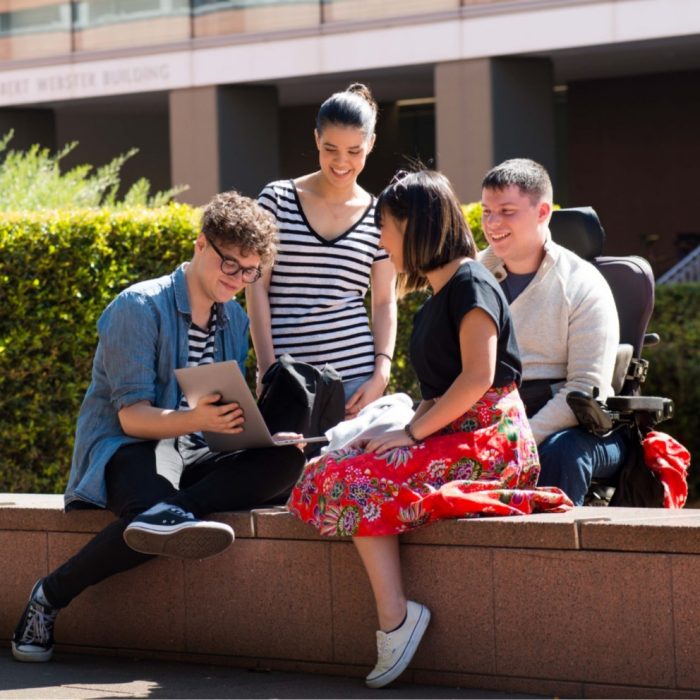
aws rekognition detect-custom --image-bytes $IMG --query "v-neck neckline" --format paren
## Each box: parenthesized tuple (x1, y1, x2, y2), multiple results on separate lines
(290, 180, 373, 246)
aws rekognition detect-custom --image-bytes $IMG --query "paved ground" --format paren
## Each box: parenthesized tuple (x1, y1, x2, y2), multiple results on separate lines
(0, 652, 539, 699)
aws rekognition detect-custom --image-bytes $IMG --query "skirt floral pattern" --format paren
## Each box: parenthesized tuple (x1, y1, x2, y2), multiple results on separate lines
(287, 384, 573, 537)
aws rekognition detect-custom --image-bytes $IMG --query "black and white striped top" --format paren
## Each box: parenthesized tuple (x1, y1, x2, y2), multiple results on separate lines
(179, 306, 217, 448)
(258, 180, 389, 381)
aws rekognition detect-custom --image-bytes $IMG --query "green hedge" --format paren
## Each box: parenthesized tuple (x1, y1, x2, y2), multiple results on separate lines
(644, 283, 700, 498)
(0, 206, 200, 492)
(0, 206, 696, 499)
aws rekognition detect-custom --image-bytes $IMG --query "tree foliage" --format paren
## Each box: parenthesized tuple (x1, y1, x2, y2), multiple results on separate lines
(0, 130, 185, 211)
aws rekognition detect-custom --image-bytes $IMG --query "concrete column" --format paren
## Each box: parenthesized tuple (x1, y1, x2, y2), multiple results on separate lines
(170, 86, 221, 206)
(435, 57, 555, 203)
(170, 85, 279, 206)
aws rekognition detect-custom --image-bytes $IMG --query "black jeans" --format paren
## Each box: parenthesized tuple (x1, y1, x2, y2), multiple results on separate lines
(42, 440, 304, 609)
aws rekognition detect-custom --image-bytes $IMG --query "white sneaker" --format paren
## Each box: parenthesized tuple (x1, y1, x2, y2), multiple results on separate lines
(123, 505, 234, 559)
(365, 600, 431, 689)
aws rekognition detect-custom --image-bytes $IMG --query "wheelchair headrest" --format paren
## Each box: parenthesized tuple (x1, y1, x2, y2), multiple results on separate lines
(549, 206, 605, 260)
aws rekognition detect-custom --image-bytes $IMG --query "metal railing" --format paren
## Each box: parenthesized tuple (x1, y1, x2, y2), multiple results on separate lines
(657, 245, 700, 285)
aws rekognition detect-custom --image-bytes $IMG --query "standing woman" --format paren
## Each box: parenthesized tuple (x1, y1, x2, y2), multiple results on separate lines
(288, 170, 572, 689)
(247, 83, 397, 416)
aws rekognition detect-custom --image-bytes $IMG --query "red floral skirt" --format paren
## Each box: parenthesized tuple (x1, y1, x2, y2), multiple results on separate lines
(287, 384, 572, 537)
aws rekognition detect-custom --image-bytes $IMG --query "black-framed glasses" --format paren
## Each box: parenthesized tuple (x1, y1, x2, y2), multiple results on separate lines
(207, 237, 262, 283)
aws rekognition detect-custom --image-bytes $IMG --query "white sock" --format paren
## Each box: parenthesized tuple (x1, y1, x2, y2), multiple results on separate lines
(139, 501, 173, 517)
(35, 583, 53, 608)
(139, 502, 195, 519)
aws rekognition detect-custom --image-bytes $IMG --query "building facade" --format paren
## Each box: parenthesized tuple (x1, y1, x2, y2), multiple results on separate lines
(1, 0, 699, 272)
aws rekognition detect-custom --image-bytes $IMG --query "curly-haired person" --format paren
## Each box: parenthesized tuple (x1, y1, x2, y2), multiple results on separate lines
(11, 190, 305, 663)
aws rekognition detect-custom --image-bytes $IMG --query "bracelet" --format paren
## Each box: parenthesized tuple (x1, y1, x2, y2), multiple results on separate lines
(375, 352, 393, 362)
(404, 423, 419, 443)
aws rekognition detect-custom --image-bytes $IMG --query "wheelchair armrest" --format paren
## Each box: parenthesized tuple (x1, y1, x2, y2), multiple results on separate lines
(643, 332, 660, 346)
(567, 389, 674, 436)
(607, 395, 674, 420)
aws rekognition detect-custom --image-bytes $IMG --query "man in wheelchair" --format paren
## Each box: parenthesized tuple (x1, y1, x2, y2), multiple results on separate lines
(478, 158, 630, 505)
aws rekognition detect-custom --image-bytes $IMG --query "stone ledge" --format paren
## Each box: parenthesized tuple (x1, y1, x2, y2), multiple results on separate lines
(3, 496, 700, 553)
(1, 493, 699, 697)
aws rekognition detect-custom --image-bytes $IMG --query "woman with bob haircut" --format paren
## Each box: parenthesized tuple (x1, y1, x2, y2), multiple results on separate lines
(288, 169, 571, 689)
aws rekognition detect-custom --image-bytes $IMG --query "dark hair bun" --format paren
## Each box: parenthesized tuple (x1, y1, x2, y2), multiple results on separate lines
(316, 82, 378, 135)
(346, 83, 378, 115)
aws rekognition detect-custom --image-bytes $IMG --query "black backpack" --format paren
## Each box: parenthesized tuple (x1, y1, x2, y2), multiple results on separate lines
(257, 354, 345, 456)
(608, 425, 665, 507)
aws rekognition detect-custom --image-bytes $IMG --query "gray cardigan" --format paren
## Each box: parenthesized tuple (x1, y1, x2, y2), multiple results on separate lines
(479, 234, 619, 444)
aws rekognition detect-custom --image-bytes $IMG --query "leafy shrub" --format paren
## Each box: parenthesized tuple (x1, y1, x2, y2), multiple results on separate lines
(0, 206, 200, 492)
(644, 283, 700, 498)
(462, 202, 487, 249)
(0, 131, 185, 210)
(1, 201, 695, 501)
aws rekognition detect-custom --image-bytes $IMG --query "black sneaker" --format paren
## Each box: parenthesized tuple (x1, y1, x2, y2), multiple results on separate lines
(123, 505, 234, 559)
(12, 580, 59, 663)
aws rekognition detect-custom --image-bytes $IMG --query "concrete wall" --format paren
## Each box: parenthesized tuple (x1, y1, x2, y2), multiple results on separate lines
(567, 70, 700, 274)
(0, 108, 55, 152)
(54, 96, 172, 198)
(2, 495, 700, 697)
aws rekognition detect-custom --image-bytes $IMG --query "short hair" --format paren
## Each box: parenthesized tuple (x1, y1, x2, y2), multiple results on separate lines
(316, 82, 378, 137)
(375, 169, 477, 295)
(201, 190, 277, 267)
(481, 158, 553, 203)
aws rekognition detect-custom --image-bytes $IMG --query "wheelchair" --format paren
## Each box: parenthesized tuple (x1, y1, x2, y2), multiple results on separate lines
(548, 206, 674, 506)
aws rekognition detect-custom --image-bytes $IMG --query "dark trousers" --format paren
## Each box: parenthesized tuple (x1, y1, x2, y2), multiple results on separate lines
(42, 441, 304, 609)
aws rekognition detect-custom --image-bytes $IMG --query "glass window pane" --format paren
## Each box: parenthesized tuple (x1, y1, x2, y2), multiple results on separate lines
(0, 2, 70, 59)
(73, 0, 190, 51)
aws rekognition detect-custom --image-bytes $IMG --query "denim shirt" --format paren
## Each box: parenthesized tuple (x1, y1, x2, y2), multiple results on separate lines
(65, 263, 249, 509)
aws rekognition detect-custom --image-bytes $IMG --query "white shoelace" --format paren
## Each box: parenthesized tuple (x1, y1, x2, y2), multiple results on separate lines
(20, 604, 57, 645)
(376, 632, 393, 662)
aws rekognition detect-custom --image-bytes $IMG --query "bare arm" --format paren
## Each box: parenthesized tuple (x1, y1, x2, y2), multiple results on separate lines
(366, 308, 497, 453)
(411, 398, 435, 421)
(345, 259, 398, 416)
(118, 394, 245, 440)
(245, 265, 276, 394)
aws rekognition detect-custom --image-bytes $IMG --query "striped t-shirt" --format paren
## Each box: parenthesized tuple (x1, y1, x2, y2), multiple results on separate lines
(178, 306, 217, 449)
(258, 180, 389, 381)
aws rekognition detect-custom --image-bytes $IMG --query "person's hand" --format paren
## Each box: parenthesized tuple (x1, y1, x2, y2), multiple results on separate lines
(272, 432, 306, 452)
(345, 373, 388, 419)
(192, 393, 245, 434)
(365, 428, 415, 456)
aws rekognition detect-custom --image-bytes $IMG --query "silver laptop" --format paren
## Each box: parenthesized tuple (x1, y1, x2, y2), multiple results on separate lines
(174, 360, 327, 451)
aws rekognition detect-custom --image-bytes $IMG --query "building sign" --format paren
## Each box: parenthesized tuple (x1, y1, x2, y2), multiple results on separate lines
(0, 53, 191, 106)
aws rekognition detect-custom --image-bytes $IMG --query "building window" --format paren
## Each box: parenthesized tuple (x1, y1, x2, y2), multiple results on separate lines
(0, 4, 70, 37)
(73, 0, 190, 29)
